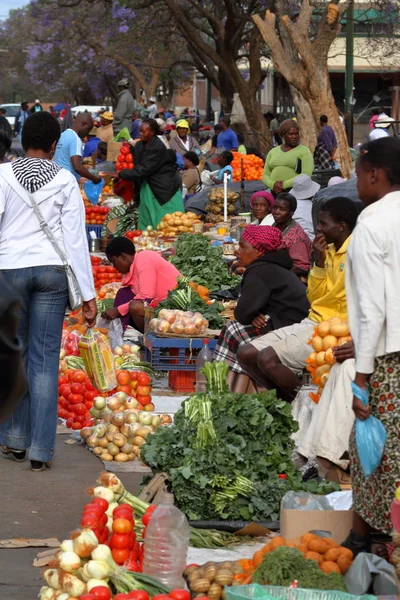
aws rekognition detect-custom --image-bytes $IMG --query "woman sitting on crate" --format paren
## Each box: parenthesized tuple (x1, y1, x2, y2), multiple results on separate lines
(101, 237, 181, 332)
(213, 225, 309, 393)
(117, 119, 184, 230)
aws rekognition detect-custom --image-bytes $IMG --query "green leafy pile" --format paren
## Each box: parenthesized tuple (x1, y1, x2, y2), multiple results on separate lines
(141, 363, 338, 521)
(169, 233, 240, 291)
(155, 277, 225, 329)
(253, 547, 346, 591)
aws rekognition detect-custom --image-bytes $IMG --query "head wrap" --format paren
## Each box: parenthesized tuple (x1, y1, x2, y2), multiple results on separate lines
(242, 225, 282, 254)
(278, 118, 300, 138)
(250, 190, 274, 208)
(101, 111, 113, 122)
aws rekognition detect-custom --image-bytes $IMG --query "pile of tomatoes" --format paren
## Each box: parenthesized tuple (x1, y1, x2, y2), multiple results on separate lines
(115, 370, 153, 409)
(86, 205, 110, 225)
(125, 230, 142, 241)
(109, 503, 141, 568)
(116, 143, 134, 173)
(91, 256, 123, 291)
(58, 369, 96, 429)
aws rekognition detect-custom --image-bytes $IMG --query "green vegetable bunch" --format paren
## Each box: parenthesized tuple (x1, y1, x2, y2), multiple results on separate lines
(141, 363, 339, 521)
(169, 233, 240, 291)
(253, 547, 346, 591)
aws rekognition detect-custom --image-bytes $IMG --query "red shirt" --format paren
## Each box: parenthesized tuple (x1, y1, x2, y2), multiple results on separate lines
(117, 250, 180, 316)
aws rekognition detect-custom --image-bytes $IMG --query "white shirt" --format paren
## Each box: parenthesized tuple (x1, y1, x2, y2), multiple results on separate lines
(254, 213, 275, 226)
(368, 128, 390, 142)
(293, 199, 315, 241)
(0, 163, 95, 301)
(346, 191, 400, 373)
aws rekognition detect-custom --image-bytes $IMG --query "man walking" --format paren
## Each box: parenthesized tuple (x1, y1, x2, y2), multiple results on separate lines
(54, 113, 101, 183)
(30, 99, 43, 113)
(114, 78, 136, 134)
(14, 102, 30, 146)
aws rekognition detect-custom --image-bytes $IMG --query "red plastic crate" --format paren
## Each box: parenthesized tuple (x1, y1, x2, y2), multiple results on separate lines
(168, 369, 196, 393)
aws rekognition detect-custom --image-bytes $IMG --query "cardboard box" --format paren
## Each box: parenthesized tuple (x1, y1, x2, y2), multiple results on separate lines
(280, 506, 353, 544)
(107, 141, 122, 162)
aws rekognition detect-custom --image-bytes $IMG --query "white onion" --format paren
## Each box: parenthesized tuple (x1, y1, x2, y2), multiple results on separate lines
(87, 579, 111, 592)
(87, 559, 114, 579)
(61, 573, 86, 597)
(43, 568, 62, 590)
(92, 486, 115, 503)
(60, 539, 74, 553)
(72, 529, 98, 558)
(58, 551, 81, 573)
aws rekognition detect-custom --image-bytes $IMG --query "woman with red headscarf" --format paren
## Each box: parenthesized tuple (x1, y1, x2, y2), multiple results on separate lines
(250, 190, 275, 226)
(213, 225, 309, 392)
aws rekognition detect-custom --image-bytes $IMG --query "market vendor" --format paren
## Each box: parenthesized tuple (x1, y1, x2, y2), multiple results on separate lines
(237, 197, 360, 402)
(101, 237, 180, 332)
(250, 190, 275, 226)
(118, 119, 184, 229)
(201, 151, 234, 187)
(97, 111, 114, 143)
(213, 225, 309, 393)
(272, 193, 311, 276)
(168, 119, 201, 156)
(262, 119, 313, 194)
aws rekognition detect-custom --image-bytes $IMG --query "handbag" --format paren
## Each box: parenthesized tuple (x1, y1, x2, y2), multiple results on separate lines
(28, 192, 82, 310)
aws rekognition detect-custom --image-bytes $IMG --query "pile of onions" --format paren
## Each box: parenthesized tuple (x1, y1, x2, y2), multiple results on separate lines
(150, 309, 208, 336)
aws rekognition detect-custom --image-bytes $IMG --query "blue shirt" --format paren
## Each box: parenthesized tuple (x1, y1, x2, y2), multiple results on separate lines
(216, 128, 238, 151)
(131, 118, 142, 139)
(83, 136, 101, 158)
(216, 165, 233, 182)
(54, 129, 83, 180)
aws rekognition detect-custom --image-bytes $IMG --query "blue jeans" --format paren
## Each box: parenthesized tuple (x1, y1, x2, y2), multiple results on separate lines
(0, 266, 68, 462)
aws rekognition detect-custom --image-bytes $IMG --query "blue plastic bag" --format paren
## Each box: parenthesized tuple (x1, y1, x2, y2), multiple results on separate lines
(84, 178, 104, 205)
(353, 382, 387, 478)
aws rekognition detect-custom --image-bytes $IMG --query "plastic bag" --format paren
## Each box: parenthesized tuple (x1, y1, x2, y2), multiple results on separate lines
(96, 317, 124, 349)
(345, 553, 399, 596)
(61, 330, 80, 356)
(78, 328, 117, 392)
(354, 384, 387, 478)
(281, 491, 332, 511)
(84, 178, 105, 205)
(114, 128, 131, 142)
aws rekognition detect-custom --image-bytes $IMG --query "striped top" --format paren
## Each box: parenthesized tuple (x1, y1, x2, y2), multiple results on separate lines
(11, 157, 61, 192)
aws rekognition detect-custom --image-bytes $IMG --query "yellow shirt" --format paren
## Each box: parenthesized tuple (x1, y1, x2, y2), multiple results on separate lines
(307, 236, 350, 323)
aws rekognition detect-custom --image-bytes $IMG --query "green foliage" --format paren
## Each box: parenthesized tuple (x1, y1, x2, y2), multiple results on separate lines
(169, 234, 240, 291)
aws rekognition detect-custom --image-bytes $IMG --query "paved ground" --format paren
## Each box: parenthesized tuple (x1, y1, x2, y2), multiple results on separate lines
(0, 434, 143, 600)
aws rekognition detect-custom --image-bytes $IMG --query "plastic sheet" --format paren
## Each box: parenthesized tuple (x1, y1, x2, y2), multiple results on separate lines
(344, 553, 399, 596)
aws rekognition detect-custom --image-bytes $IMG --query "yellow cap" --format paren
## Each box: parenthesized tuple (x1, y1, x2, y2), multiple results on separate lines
(176, 119, 190, 132)
(101, 111, 114, 121)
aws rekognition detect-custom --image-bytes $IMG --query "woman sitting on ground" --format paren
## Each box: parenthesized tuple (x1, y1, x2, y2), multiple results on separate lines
(181, 151, 201, 197)
(213, 225, 310, 393)
(273, 192, 311, 276)
(251, 190, 275, 226)
(118, 119, 183, 229)
(101, 237, 181, 332)
(262, 119, 314, 194)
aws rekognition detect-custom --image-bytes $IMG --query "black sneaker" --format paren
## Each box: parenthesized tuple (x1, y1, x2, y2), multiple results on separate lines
(30, 460, 51, 472)
(1, 446, 26, 462)
(342, 529, 371, 557)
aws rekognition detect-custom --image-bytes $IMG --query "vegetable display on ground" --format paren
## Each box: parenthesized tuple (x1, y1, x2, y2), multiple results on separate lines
(141, 362, 339, 521)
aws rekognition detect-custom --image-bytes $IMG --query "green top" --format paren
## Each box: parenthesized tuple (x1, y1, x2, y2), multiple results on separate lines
(238, 144, 247, 155)
(262, 144, 314, 190)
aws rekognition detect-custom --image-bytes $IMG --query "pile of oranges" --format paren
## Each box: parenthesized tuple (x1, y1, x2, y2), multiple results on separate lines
(231, 153, 264, 182)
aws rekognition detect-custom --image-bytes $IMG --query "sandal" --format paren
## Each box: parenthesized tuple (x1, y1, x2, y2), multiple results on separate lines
(1, 446, 26, 462)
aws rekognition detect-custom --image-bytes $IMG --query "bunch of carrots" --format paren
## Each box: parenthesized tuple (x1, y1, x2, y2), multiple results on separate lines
(189, 281, 212, 304)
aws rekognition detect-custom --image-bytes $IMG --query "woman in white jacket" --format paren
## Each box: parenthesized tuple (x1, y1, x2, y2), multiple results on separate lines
(343, 137, 400, 554)
(0, 112, 97, 471)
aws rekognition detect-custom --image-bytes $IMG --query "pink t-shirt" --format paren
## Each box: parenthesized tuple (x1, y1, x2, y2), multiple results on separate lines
(117, 250, 180, 316)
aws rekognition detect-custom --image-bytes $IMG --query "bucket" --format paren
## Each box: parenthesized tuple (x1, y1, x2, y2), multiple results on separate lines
(89, 238, 101, 253)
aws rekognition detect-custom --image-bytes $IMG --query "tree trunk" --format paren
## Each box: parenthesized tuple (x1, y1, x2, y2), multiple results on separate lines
(236, 85, 271, 154)
(217, 69, 235, 115)
(289, 85, 318, 150)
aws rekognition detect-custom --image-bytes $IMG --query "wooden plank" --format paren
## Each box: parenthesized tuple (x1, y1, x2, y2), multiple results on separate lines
(0, 537, 60, 549)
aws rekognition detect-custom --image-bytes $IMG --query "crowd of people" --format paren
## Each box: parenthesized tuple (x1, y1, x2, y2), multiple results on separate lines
(0, 86, 399, 561)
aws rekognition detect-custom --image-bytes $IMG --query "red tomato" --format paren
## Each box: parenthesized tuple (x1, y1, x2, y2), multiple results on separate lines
(115, 503, 133, 513)
(90, 587, 111, 600)
(137, 373, 151, 386)
(113, 510, 134, 522)
(141, 512, 153, 527)
(117, 384, 131, 394)
(85, 380, 96, 391)
(85, 400, 93, 409)
(110, 533, 131, 549)
(71, 370, 86, 383)
(74, 403, 88, 416)
(127, 592, 149, 600)
(114, 595, 129, 600)
(69, 393, 84, 405)
(152, 596, 171, 600)
(120, 145, 129, 155)
(169, 591, 191, 600)
(83, 504, 104, 517)
(112, 518, 133, 534)
(66, 417, 74, 428)
(91, 497, 109, 511)
(112, 547, 130, 564)
(59, 384, 71, 399)
(84, 390, 97, 401)
(71, 382, 85, 394)
(126, 153, 133, 161)
(80, 595, 97, 600)
(76, 415, 87, 424)
(58, 408, 68, 419)
(137, 395, 151, 406)
(136, 385, 151, 396)
(121, 162, 128, 169)
(59, 375, 69, 386)
(81, 514, 99, 529)
(72, 422, 82, 430)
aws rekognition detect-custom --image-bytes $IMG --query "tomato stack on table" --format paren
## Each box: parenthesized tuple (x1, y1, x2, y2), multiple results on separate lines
(86, 205, 110, 224)
(116, 143, 134, 173)
(90, 256, 123, 291)
(58, 369, 96, 429)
